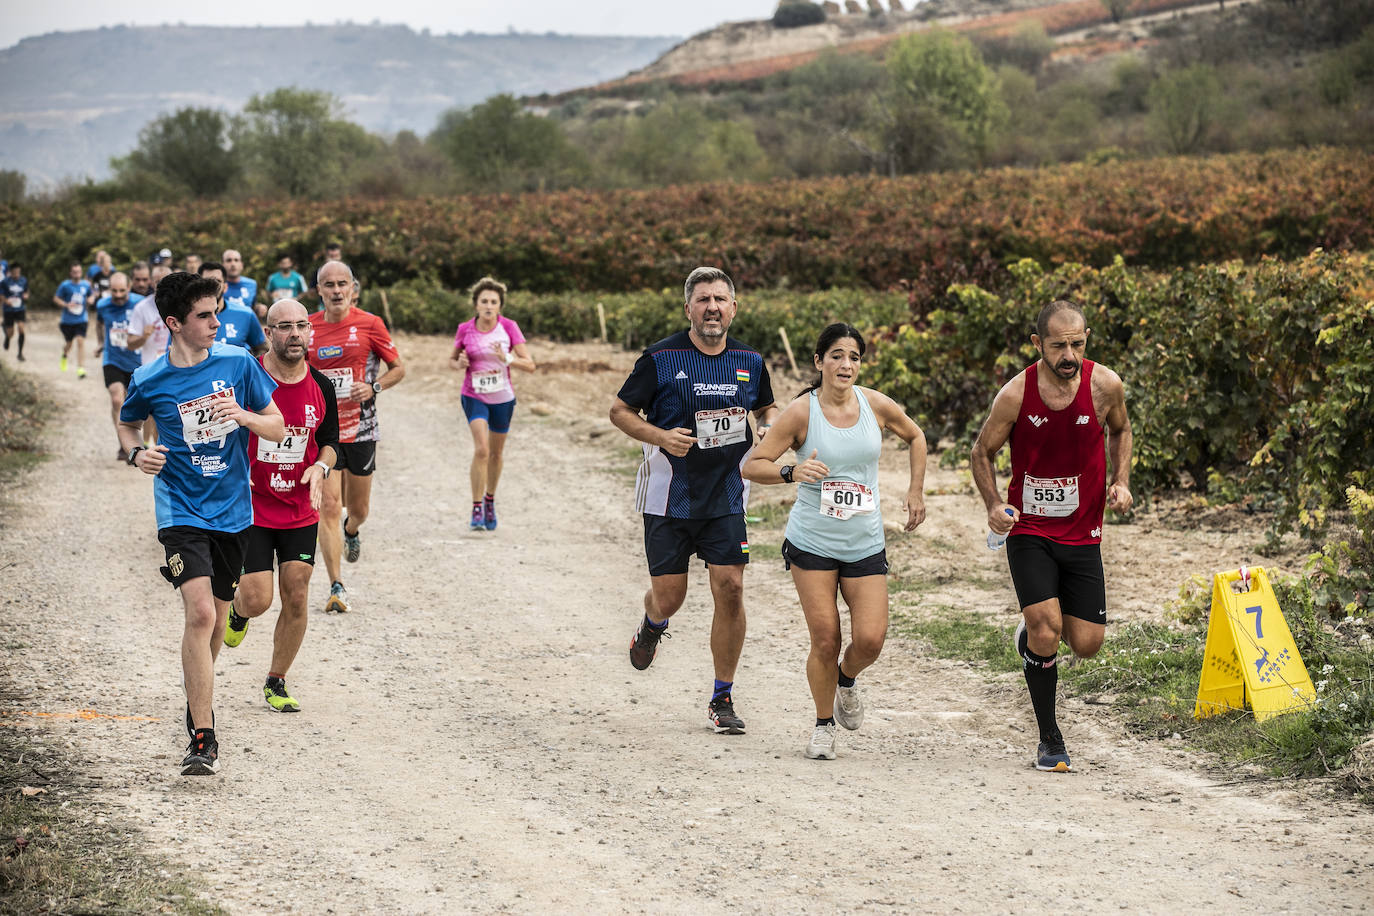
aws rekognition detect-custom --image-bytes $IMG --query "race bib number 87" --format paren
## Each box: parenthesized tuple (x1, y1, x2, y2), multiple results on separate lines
(1023, 474, 1080, 517)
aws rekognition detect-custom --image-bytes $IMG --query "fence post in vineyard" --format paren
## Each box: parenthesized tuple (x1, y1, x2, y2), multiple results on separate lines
(779, 326, 798, 374)
(596, 302, 607, 343)
(379, 289, 395, 329)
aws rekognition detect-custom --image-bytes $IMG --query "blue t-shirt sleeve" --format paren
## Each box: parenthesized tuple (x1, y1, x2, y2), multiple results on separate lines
(242, 354, 277, 411)
(120, 372, 150, 423)
(247, 317, 265, 349)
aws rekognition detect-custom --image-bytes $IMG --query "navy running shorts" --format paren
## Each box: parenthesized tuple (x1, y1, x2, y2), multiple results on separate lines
(643, 513, 750, 576)
(461, 395, 516, 435)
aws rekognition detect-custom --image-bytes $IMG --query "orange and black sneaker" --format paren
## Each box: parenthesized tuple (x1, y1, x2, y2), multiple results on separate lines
(707, 695, 746, 735)
(629, 616, 669, 670)
(181, 728, 219, 776)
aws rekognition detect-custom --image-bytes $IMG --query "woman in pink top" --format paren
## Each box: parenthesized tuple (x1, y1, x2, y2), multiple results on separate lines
(449, 276, 536, 531)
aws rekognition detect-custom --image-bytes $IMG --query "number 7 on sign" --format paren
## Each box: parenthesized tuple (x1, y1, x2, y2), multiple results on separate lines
(1245, 605, 1264, 639)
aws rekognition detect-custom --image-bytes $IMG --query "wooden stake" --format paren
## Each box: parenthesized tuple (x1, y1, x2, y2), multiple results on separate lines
(596, 302, 607, 343)
(379, 289, 395, 329)
(779, 326, 798, 374)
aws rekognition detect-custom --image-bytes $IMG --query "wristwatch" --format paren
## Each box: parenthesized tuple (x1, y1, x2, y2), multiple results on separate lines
(779, 465, 794, 484)
(313, 460, 332, 479)
(127, 445, 146, 467)
(371, 381, 383, 396)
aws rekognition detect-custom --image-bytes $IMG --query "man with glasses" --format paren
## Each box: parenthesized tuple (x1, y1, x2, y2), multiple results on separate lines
(223, 300, 339, 714)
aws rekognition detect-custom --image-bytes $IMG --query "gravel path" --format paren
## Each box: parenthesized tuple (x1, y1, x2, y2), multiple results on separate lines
(2, 322, 1371, 913)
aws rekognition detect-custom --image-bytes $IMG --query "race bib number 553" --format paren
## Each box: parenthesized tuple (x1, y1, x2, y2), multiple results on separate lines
(1023, 474, 1080, 517)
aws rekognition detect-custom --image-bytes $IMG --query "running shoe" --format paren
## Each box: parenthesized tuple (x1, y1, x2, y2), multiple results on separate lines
(181, 730, 219, 776)
(343, 515, 361, 562)
(2, 333, 8, 350)
(60, 355, 67, 371)
(184, 706, 214, 740)
(483, 497, 497, 531)
(1035, 731, 1071, 772)
(264, 679, 301, 713)
(805, 722, 837, 760)
(629, 617, 668, 670)
(76, 367, 86, 379)
(324, 581, 349, 614)
(833, 683, 865, 731)
(470, 504, 484, 531)
(15, 353, 23, 362)
(707, 695, 746, 734)
(223, 606, 249, 648)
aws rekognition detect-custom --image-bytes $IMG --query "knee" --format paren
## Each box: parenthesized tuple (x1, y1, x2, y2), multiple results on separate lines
(713, 578, 745, 611)
(472, 442, 490, 462)
(1028, 617, 1062, 646)
(1067, 629, 1105, 659)
(280, 581, 310, 613)
(185, 603, 217, 634)
(851, 627, 888, 661)
(321, 491, 342, 516)
(811, 629, 842, 661)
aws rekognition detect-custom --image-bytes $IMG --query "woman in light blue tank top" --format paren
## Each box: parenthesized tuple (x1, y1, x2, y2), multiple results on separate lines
(744, 323, 928, 761)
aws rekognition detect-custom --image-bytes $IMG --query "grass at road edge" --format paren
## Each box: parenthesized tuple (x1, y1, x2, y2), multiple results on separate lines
(892, 606, 1374, 802)
(0, 360, 223, 913)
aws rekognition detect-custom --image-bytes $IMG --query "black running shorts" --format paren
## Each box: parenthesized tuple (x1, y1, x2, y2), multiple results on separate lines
(242, 522, 319, 574)
(103, 364, 133, 389)
(1006, 534, 1107, 624)
(333, 441, 376, 477)
(2, 309, 25, 328)
(643, 513, 750, 576)
(157, 526, 248, 602)
(782, 539, 889, 578)
(60, 322, 88, 341)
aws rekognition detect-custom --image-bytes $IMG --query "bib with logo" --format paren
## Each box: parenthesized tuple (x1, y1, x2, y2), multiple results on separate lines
(819, 480, 876, 520)
(178, 388, 239, 446)
(321, 367, 352, 398)
(110, 322, 129, 349)
(471, 369, 508, 396)
(1022, 474, 1080, 517)
(256, 426, 309, 464)
(695, 406, 747, 449)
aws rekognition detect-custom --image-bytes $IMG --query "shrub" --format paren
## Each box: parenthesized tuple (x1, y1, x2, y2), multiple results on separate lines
(773, 2, 827, 29)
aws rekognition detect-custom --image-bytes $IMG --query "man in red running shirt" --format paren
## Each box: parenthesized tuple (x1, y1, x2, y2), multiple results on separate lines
(971, 299, 1133, 774)
(307, 261, 405, 613)
(223, 300, 339, 712)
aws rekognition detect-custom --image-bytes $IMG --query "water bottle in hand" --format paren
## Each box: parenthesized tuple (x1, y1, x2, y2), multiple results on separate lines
(986, 507, 1015, 550)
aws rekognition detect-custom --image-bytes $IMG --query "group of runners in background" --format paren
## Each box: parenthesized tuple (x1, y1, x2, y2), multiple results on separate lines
(6, 252, 1131, 778)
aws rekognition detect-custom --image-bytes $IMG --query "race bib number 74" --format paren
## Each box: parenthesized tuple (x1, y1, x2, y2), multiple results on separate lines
(257, 427, 309, 464)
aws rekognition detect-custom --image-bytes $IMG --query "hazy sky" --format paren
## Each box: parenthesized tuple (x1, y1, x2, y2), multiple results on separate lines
(0, 0, 786, 48)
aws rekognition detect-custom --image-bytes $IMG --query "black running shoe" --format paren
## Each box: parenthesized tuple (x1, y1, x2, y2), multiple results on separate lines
(1035, 730, 1071, 772)
(629, 617, 669, 670)
(184, 705, 214, 740)
(707, 695, 746, 734)
(181, 729, 220, 776)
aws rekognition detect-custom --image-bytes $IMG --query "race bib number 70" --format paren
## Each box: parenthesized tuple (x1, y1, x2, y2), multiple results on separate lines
(694, 407, 747, 449)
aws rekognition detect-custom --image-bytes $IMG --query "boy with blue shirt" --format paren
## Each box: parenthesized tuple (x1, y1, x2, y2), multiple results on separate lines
(221, 248, 261, 318)
(95, 272, 145, 460)
(119, 271, 284, 776)
(54, 262, 93, 377)
(200, 261, 266, 354)
(2, 261, 29, 361)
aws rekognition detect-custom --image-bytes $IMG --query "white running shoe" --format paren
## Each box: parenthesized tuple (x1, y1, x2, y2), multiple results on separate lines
(833, 684, 865, 731)
(805, 722, 837, 760)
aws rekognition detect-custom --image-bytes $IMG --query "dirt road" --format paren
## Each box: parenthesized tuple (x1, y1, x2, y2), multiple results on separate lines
(2, 322, 1371, 913)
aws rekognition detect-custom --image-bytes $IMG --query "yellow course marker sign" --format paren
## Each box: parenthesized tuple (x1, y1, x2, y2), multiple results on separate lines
(1194, 567, 1317, 721)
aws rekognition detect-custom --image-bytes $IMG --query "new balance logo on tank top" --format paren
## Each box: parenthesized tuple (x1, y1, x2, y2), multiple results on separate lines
(1008, 360, 1107, 545)
(617, 331, 774, 519)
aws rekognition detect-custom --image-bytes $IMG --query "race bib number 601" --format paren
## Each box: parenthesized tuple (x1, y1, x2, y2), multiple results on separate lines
(820, 480, 876, 520)
(694, 407, 748, 449)
(1023, 474, 1080, 517)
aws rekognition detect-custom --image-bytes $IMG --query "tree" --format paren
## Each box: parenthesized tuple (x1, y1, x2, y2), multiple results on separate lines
(111, 107, 240, 197)
(0, 169, 25, 205)
(614, 102, 770, 186)
(233, 88, 375, 198)
(774, 2, 827, 28)
(883, 29, 1008, 171)
(1148, 64, 1222, 154)
(1100, 0, 1133, 24)
(430, 94, 587, 192)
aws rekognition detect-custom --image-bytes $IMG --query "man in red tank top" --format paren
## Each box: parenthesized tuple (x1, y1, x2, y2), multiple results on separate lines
(971, 299, 1133, 773)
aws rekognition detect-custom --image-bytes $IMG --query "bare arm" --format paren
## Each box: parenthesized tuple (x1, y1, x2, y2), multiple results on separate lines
(508, 342, 536, 373)
(350, 356, 405, 403)
(867, 388, 928, 531)
(743, 398, 804, 483)
(1097, 367, 1134, 513)
(971, 377, 1024, 535)
(609, 396, 696, 458)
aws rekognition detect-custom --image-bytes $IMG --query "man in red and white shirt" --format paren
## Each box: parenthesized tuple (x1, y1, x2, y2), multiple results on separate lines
(223, 299, 339, 712)
(971, 299, 1133, 774)
(306, 261, 405, 614)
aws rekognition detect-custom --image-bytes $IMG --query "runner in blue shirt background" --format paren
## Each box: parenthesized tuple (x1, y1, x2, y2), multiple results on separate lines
(2, 261, 29, 361)
(221, 248, 261, 318)
(119, 270, 282, 777)
(201, 260, 266, 354)
(95, 272, 145, 460)
(54, 261, 93, 377)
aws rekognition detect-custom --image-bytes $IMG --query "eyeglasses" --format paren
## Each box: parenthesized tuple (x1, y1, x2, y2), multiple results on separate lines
(270, 321, 312, 332)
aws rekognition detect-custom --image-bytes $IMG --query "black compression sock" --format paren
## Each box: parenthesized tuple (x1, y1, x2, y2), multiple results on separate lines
(816, 716, 835, 727)
(1021, 648, 1060, 741)
(837, 664, 856, 689)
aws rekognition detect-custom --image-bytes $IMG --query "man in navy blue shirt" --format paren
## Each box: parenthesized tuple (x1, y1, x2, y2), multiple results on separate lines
(119, 271, 284, 776)
(610, 267, 778, 735)
(2, 261, 29, 361)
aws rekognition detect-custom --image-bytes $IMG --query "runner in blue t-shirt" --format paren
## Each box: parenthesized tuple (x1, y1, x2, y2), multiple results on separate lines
(54, 262, 94, 377)
(200, 260, 266, 354)
(2, 262, 30, 361)
(119, 270, 283, 777)
(95, 272, 146, 461)
(610, 267, 778, 736)
(221, 248, 261, 318)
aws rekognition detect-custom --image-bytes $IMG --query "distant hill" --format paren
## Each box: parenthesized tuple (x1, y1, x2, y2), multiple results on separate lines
(0, 24, 678, 188)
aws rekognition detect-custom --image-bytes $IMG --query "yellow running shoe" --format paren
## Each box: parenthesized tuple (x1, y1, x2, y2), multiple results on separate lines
(60, 355, 68, 371)
(264, 679, 300, 713)
(222, 606, 248, 648)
